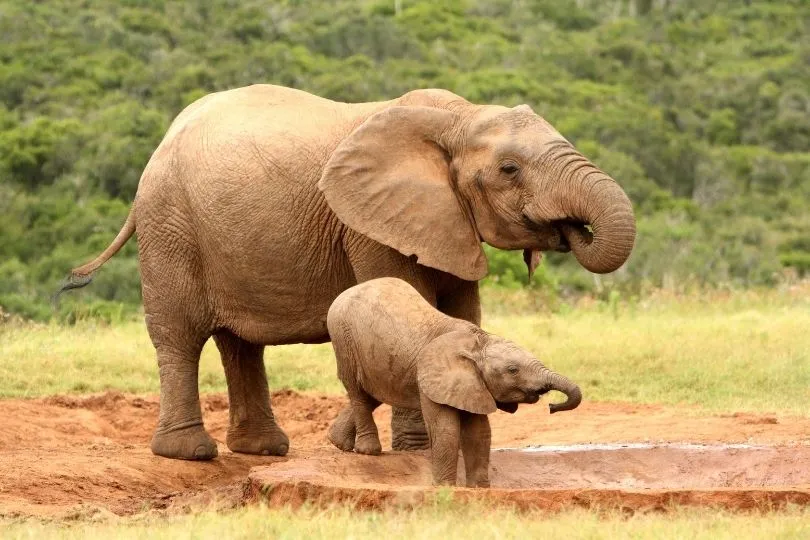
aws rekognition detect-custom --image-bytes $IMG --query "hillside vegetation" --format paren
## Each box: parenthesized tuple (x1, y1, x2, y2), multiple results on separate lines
(1, 0, 809, 320)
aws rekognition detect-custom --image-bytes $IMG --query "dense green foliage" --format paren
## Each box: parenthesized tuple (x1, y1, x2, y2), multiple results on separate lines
(1, 0, 809, 320)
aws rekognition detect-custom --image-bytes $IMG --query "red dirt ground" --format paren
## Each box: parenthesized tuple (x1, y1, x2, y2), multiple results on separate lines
(1, 390, 809, 518)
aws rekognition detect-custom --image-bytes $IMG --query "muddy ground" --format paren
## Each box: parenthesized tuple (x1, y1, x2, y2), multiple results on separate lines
(1, 390, 809, 518)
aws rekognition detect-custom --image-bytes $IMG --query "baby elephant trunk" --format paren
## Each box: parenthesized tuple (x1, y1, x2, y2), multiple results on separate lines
(540, 369, 582, 414)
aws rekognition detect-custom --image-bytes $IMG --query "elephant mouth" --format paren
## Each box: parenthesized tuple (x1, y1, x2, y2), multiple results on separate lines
(523, 385, 554, 405)
(554, 232, 571, 253)
(523, 393, 541, 404)
(553, 220, 593, 253)
(521, 213, 590, 254)
(496, 401, 519, 414)
(497, 387, 551, 412)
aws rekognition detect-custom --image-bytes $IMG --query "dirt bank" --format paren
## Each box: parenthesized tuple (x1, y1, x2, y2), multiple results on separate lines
(1, 391, 808, 518)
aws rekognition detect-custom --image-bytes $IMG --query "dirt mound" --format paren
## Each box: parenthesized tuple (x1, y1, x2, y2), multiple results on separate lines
(248, 445, 810, 512)
(1, 391, 809, 518)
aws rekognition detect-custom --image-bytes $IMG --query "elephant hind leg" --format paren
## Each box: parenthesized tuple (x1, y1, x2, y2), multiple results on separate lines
(150, 341, 218, 460)
(350, 392, 382, 455)
(213, 329, 289, 456)
(328, 404, 356, 452)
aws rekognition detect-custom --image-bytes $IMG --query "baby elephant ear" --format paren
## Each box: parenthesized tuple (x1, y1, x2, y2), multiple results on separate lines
(417, 331, 496, 415)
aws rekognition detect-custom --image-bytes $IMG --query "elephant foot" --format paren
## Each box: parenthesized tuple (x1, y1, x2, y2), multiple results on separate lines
(227, 424, 290, 456)
(391, 407, 430, 451)
(151, 422, 219, 460)
(354, 434, 382, 456)
(327, 406, 356, 452)
(465, 477, 490, 488)
(432, 476, 458, 487)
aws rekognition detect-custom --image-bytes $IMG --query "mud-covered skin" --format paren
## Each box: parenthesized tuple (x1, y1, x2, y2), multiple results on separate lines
(64, 84, 633, 460)
(327, 278, 582, 486)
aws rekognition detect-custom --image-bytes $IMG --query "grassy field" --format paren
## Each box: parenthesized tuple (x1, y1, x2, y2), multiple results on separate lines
(5, 502, 810, 539)
(3, 287, 810, 537)
(2, 286, 809, 414)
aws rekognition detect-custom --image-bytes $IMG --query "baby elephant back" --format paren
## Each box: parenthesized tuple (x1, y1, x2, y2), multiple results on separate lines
(327, 278, 444, 363)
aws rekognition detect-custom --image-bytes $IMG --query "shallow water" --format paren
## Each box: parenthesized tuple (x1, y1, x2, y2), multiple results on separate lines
(497, 442, 769, 453)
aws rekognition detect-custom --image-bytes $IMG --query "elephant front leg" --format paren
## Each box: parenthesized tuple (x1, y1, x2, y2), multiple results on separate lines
(390, 279, 482, 453)
(214, 330, 289, 456)
(460, 412, 491, 488)
(391, 407, 430, 450)
(344, 238, 438, 452)
(420, 393, 461, 486)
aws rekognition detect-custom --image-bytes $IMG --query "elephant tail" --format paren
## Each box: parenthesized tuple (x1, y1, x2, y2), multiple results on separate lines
(52, 205, 137, 305)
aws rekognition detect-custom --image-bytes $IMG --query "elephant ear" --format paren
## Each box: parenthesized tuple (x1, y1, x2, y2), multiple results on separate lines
(417, 331, 496, 415)
(318, 106, 488, 282)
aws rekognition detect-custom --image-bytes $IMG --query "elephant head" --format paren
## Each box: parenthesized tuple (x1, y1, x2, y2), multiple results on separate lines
(319, 98, 636, 281)
(416, 331, 581, 415)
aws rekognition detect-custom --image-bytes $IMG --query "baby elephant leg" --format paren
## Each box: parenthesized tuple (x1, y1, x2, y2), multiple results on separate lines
(460, 412, 491, 488)
(328, 404, 356, 452)
(350, 393, 382, 455)
(420, 393, 461, 486)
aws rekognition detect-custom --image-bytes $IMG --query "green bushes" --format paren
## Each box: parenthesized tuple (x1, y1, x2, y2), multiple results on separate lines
(1, 0, 808, 321)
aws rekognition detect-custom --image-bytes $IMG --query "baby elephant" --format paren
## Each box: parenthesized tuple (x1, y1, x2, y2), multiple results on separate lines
(326, 277, 582, 487)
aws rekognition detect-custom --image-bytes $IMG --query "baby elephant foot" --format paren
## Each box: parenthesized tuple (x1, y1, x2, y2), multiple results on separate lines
(328, 407, 356, 452)
(354, 434, 382, 456)
(227, 423, 290, 456)
(151, 422, 219, 460)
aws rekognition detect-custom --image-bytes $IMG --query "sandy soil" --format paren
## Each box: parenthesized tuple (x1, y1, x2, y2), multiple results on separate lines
(1, 390, 809, 518)
(249, 445, 810, 513)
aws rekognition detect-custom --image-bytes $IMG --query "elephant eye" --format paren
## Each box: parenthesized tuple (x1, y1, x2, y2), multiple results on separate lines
(507, 365, 519, 375)
(500, 162, 520, 175)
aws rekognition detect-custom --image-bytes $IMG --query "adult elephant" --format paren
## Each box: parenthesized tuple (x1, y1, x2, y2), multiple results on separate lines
(60, 85, 635, 460)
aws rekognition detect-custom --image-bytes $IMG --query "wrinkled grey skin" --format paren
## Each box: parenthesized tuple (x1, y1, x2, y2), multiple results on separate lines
(59, 85, 631, 461)
(326, 278, 582, 487)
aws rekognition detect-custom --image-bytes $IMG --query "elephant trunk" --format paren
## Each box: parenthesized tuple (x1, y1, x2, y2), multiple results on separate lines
(545, 142, 636, 274)
(538, 367, 582, 414)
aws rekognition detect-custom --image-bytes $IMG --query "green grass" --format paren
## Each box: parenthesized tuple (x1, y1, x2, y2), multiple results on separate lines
(0, 320, 343, 398)
(485, 290, 810, 415)
(4, 503, 810, 539)
(2, 288, 809, 414)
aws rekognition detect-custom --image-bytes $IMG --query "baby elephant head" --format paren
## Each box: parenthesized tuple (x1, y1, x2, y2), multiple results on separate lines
(417, 331, 582, 415)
